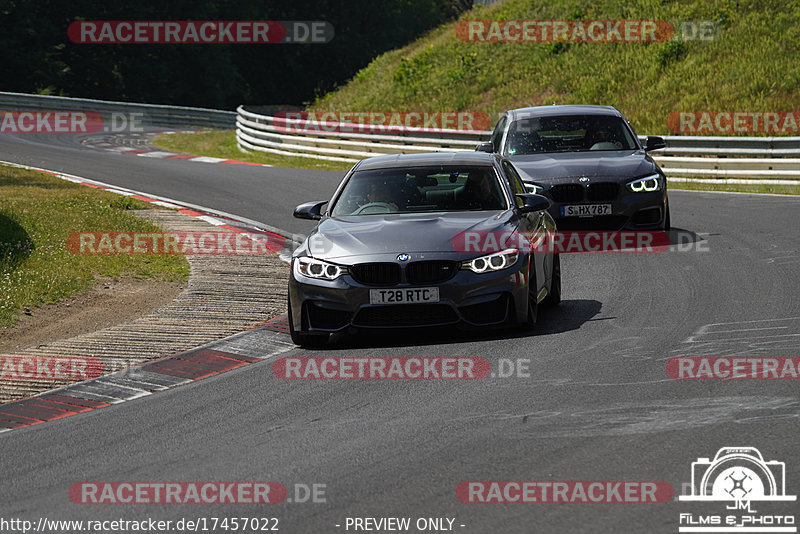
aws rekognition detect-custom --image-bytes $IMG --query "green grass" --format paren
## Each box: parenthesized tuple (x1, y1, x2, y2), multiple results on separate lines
(0, 165, 190, 327)
(669, 180, 800, 195)
(311, 0, 800, 136)
(153, 130, 353, 172)
(154, 0, 800, 195)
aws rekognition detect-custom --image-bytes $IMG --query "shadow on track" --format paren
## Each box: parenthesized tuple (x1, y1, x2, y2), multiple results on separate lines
(667, 227, 707, 246)
(322, 299, 603, 350)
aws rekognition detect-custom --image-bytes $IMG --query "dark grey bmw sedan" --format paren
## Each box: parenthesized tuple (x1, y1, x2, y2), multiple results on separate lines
(288, 152, 561, 347)
(478, 105, 670, 231)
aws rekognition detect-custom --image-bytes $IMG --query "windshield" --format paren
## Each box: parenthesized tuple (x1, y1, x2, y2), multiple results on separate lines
(330, 165, 508, 216)
(505, 114, 638, 155)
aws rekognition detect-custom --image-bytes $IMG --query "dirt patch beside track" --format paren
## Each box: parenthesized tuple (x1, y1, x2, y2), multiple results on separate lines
(0, 277, 185, 353)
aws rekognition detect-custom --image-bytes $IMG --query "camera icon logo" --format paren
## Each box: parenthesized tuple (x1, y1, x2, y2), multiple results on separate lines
(679, 447, 796, 502)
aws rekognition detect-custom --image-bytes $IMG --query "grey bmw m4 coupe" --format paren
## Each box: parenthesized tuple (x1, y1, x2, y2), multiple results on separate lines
(288, 152, 561, 347)
(477, 105, 670, 231)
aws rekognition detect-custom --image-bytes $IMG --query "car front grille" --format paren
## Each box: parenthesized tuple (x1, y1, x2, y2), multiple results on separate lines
(405, 261, 459, 284)
(549, 184, 585, 202)
(353, 304, 459, 327)
(587, 182, 619, 201)
(350, 261, 458, 286)
(350, 263, 401, 285)
(554, 215, 628, 231)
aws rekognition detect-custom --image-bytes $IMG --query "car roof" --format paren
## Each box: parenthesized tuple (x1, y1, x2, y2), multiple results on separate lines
(354, 151, 498, 171)
(507, 105, 623, 120)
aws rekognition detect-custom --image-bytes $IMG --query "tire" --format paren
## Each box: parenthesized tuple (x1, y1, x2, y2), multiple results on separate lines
(663, 200, 671, 231)
(525, 260, 538, 327)
(287, 297, 329, 348)
(541, 253, 561, 307)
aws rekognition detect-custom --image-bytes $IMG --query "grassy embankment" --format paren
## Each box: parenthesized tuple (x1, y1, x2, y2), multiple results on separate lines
(156, 0, 800, 193)
(0, 166, 189, 328)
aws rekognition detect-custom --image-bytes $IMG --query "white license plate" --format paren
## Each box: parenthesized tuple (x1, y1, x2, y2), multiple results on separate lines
(560, 203, 612, 217)
(369, 287, 439, 305)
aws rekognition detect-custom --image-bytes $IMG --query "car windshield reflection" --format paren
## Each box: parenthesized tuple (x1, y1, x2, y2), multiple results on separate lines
(330, 166, 508, 216)
(505, 114, 638, 155)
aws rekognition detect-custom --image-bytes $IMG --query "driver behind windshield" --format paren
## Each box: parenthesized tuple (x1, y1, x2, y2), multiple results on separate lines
(366, 182, 399, 208)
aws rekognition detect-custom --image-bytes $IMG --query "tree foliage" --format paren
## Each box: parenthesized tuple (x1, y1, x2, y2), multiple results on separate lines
(0, 0, 471, 108)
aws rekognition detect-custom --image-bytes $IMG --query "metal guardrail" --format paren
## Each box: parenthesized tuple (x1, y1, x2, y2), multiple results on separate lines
(236, 107, 800, 182)
(2, 96, 796, 182)
(236, 106, 488, 162)
(0, 91, 236, 129)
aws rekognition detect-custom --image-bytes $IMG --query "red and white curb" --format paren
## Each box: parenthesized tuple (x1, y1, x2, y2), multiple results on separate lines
(0, 314, 293, 432)
(0, 161, 303, 432)
(82, 131, 273, 168)
(0, 160, 299, 262)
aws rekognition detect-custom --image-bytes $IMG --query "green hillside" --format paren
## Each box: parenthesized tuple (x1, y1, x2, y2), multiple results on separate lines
(310, 0, 800, 134)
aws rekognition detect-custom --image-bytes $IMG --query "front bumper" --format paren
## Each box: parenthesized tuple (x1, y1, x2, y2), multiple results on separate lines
(546, 188, 667, 231)
(289, 258, 531, 333)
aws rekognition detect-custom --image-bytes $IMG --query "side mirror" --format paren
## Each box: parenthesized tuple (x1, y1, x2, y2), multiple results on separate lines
(645, 136, 666, 151)
(516, 193, 551, 214)
(293, 200, 328, 220)
(475, 141, 494, 153)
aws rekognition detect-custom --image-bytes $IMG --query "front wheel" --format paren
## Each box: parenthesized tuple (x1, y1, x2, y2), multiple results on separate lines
(541, 253, 561, 307)
(525, 261, 538, 328)
(287, 297, 329, 348)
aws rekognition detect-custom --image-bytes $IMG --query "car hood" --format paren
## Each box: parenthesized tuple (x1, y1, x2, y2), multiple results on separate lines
(510, 150, 658, 184)
(304, 211, 519, 262)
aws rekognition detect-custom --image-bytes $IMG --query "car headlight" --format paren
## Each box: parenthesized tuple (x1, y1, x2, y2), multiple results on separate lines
(294, 256, 347, 280)
(461, 248, 519, 274)
(525, 183, 544, 194)
(627, 174, 663, 192)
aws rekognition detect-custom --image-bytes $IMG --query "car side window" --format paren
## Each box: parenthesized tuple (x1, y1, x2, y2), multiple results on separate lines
(501, 161, 526, 207)
(491, 115, 507, 153)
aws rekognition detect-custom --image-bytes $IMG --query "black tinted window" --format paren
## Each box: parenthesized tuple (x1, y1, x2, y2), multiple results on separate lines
(331, 166, 508, 216)
(505, 114, 638, 155)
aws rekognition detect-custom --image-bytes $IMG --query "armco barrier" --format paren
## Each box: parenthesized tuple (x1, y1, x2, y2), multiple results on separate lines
(235, 106, 800, 182)
(0, 91, 235, 129)
(0, 94, 796, 182)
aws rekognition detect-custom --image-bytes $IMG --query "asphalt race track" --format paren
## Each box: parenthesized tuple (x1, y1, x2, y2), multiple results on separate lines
(1, 131, 799, 533)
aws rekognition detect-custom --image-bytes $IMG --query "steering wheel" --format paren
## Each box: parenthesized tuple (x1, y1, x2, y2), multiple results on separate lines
(352, 202, 397, 215)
